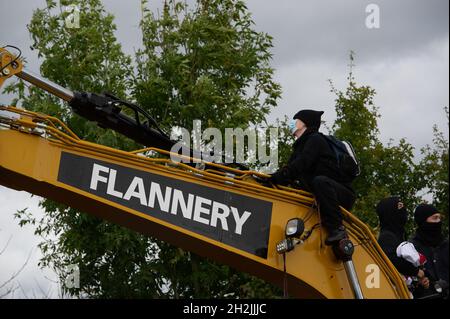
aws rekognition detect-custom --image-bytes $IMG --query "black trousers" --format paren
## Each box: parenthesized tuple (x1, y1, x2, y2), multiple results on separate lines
(311, 175, 356, 232)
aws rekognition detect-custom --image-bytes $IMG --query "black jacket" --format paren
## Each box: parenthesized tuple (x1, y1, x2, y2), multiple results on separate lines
(410, 234, 449, 298)
(285, 129, 351, 191)
(378, 230, 419, 277)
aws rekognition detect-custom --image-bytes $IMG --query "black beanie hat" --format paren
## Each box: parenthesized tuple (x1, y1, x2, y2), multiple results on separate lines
(293, 110, 324, 129)
(414, 204, 439, 225)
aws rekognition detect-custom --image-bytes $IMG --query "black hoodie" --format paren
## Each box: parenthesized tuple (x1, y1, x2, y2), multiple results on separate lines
(376, 197, 419, 277)
(285, 128, 352, 192)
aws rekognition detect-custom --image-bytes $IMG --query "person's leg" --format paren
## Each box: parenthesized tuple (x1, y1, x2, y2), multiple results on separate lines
(311, 175, 355, 245)
(336, 183, 356, 212)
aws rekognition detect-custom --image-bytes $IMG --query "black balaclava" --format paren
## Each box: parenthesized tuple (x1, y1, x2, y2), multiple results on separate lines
(293, 110, 324, 130)
(414, 204, 443, 247)
(376, 196, 408, 237)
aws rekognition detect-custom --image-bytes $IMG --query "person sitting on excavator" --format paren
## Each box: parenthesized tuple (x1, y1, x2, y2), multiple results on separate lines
(269, 109, 356, 245)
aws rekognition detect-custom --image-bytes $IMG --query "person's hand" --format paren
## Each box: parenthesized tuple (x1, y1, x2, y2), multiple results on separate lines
(417, 269, 425, 279)
(269, 171, 284, 185)
(419, 276, 430, 289)
(269, 167, 289, 185)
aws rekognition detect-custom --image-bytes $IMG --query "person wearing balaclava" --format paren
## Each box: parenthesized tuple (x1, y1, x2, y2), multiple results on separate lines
(410, 204, 449, 299)
(269, 110, 356, 245)
(376, 197, 429, 285)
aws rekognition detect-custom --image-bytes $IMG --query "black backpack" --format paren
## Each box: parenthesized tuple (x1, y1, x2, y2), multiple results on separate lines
(322, 134, 361, 181)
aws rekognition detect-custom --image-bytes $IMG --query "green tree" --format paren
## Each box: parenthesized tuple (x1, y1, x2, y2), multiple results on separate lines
(131, 0, 282, 298)
(329, 52, 423, 234)
(418, 107, 449, 234)
(9, 0, 164, 299)
(11, 0, 282, 298)
(134, 0, 280, 132)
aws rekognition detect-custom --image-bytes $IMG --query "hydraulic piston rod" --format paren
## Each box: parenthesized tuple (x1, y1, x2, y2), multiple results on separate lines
(333, 238, 364, 299)
(17, 69, 74, 102)
(343, 259, 364, 299)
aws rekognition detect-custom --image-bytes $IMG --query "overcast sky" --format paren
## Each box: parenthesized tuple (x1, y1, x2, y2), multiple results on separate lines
(0, 0, 448, 298)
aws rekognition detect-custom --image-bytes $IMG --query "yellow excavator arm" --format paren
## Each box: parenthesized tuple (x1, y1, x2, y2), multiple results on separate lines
(0, 47, 410, 299)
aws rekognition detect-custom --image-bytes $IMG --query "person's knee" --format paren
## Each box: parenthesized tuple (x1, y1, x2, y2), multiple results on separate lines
(312, 175, 331, 190)
(343, 195, 356, 211)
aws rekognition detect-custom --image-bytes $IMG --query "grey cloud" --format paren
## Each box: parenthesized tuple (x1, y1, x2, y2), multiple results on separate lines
(246, 0, 449, 67)
(267, 37, 449, 156)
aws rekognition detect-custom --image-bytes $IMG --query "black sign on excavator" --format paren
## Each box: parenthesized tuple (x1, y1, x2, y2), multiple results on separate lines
(57, 152, 273, 258)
